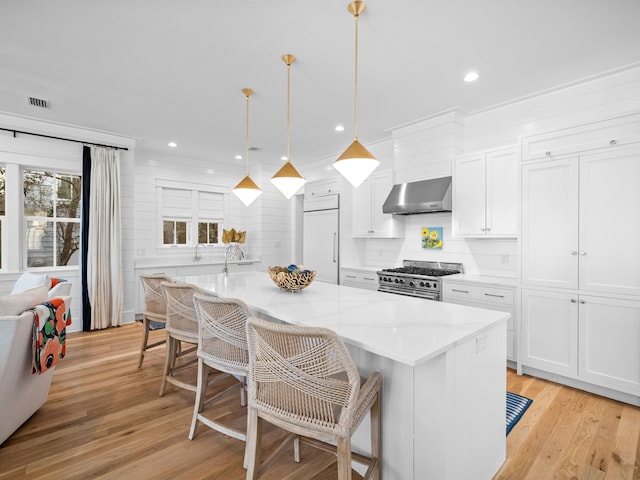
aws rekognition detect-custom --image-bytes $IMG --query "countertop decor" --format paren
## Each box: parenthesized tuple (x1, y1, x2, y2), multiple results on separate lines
(267, 265, 316, 292)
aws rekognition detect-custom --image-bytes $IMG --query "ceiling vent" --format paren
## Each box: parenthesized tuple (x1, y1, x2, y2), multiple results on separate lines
(28, 96, 51, 109)
(248, 146, 261, 151)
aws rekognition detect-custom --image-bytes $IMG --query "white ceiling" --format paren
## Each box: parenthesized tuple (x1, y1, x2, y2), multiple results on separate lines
(1, 0, 640, 171)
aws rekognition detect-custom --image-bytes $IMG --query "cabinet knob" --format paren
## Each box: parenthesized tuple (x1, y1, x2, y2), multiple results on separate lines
(571, 251, 578, 255)
(480, 228, 486, 232)
(579, 251, 587, 256)
(545, 151, 551, 156)
(579, 300, 586, 304)
(570, 298, 577, 303)
(610, 139, 617, 145)
(485, 227, 491, 232)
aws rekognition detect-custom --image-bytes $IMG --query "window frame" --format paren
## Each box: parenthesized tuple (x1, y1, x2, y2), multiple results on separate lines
(156, 179, 228, 251)
(23, 169, 82, 269)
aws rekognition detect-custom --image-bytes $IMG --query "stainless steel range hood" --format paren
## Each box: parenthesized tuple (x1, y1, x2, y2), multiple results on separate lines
(382, 176, 452, 215)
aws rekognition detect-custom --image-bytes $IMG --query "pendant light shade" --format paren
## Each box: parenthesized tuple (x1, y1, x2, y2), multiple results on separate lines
(334, 1, 379, 188)
(233, 175, 262, 207)
(271, 54, 306, 199)
(233, 88, 262, 206)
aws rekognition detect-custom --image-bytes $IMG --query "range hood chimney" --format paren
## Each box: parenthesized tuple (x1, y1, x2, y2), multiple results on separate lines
(382, 176, 452, 215)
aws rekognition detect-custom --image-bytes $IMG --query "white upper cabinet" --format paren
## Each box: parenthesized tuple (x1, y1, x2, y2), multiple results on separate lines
(578, 148, 640, 296)
(522, 158, 580, 289)
(453, 147, 518, 238)
(520, 112, 640, 162)
(304, 178, 339, 200)
(352, 170, 403, 238)
(522, 145, 640, 296)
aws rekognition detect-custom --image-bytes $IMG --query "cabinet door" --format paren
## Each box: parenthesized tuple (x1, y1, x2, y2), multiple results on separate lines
(486, 148, 518, 236)
(522, 159, 579, 289)
(453, 154, 486, 236)
(579, 147, 640, 296)
(352, 177, 373, 236)
(521, 289, 578, 377)
(370, 171, 395, 237)
(579, 295, 640, 395)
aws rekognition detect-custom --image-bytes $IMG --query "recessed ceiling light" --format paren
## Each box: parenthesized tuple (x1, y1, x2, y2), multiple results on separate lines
(464, 71, 479, 82)
(235, 154, 243, 160)
(280, 156, 288, 161)
(335, 125, 345, 132)
(168, 141, 177, 147)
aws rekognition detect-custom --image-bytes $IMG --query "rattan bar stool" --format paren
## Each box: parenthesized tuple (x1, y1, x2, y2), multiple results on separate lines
(189, 294, 251, 443)
(138, 273, 174, 368)
(159, 282, 203, 396)
(245, 317, 382, 480)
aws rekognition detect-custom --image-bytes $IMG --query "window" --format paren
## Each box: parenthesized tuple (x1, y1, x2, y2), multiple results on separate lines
(198, 222, 219, 244)
(163, 219, 188, 245)
(24, 170, 81, 267)
(157, 180, 226, 248)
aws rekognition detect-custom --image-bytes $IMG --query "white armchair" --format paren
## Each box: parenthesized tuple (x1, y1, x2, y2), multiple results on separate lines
(0, 280, 72, 445)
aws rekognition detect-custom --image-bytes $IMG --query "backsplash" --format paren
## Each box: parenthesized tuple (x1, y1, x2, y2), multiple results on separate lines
(362, 212, 518, 277)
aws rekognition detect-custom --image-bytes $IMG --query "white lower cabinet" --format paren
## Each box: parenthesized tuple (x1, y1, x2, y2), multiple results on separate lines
(443, 280, 516, 362)
(340, 268, 379, 291)
(522, 288, 640, 396)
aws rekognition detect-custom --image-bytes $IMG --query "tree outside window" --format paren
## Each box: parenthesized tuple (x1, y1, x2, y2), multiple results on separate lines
(163, 220, 188, 245)
(198, 221, 219, 244)
(24, 170, 81, 268)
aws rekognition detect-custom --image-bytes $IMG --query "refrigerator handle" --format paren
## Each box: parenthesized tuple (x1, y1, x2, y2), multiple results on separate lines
(333, 232, 337, 263)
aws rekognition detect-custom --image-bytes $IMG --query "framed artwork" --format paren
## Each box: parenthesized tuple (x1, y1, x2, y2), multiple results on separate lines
(422, 227, 443, 249)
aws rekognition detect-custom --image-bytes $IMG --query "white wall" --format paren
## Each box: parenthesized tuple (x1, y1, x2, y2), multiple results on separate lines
(132, 152, 294, 274)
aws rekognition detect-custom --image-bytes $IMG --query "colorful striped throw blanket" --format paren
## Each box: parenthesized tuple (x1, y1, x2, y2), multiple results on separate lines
(30, 298, 72, 374)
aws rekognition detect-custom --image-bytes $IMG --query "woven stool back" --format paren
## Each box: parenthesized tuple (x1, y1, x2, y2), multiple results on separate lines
(246, 317, 361, 438)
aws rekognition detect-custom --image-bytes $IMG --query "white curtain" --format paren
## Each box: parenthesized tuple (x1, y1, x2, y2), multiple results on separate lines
(87, 147, 123, 329)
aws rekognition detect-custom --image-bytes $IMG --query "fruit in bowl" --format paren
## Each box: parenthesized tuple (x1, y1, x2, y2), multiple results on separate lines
(268, 265, 316, 291)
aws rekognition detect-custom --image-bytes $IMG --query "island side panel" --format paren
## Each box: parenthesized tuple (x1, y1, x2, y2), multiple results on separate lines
(347, 344, 416, 480)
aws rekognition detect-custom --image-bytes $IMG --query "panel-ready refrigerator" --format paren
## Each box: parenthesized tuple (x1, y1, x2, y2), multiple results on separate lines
(302, 193, 339, 284)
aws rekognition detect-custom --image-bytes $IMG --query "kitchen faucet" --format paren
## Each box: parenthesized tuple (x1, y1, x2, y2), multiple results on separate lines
(195, 243, 204, 261)
(222, 245, 231, 275)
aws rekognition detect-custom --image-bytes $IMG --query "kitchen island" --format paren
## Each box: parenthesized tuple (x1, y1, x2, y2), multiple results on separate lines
(177, 272, 509, 479)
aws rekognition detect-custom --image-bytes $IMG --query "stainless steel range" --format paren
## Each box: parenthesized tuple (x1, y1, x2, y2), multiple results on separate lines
(377, 260, 464, 301)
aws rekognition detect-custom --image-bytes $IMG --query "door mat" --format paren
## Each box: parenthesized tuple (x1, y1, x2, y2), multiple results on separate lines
(506, 392, 532, 436)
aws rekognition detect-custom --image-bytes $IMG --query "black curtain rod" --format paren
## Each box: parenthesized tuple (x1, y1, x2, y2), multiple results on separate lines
(0, 127, 129, 151)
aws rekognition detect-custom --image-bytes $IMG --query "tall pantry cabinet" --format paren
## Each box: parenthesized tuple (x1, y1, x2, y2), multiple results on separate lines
(520, 113, 640, 402)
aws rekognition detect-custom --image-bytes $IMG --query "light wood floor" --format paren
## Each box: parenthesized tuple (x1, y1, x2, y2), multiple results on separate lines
(1, 323, 638, 479)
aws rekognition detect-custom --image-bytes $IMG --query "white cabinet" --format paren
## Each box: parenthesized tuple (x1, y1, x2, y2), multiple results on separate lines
(520, 112, 640, 162)
(304, 178, 339, 200)
(521, 158, 579, 289)
(578, 295, 640, 395)
(453, 147, 518, 237)
(521, 288, 578, 376)
(522, 146, 640, 296)
(340, 268, 379, 291)
(443, 279, 517, 361)
(522, 289, 640, 396)
(352, 170, 402, 238)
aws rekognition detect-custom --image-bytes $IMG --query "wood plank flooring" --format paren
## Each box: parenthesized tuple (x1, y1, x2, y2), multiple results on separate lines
(1, 323, 638, 479)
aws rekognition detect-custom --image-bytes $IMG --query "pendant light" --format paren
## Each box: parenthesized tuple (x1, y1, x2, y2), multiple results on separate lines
(334, 0, 379, 188)
(232, 88, 262, 206)
(271, 54, 307, 199)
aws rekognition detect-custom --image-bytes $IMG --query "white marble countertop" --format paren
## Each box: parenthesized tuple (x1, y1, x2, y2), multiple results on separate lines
(176, 272, 509, 367)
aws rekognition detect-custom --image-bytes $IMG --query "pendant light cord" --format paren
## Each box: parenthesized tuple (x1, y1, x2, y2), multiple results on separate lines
(353, 11, 360, 141)
(287, 61, 292, 162)
(245, 92, 250, 176)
